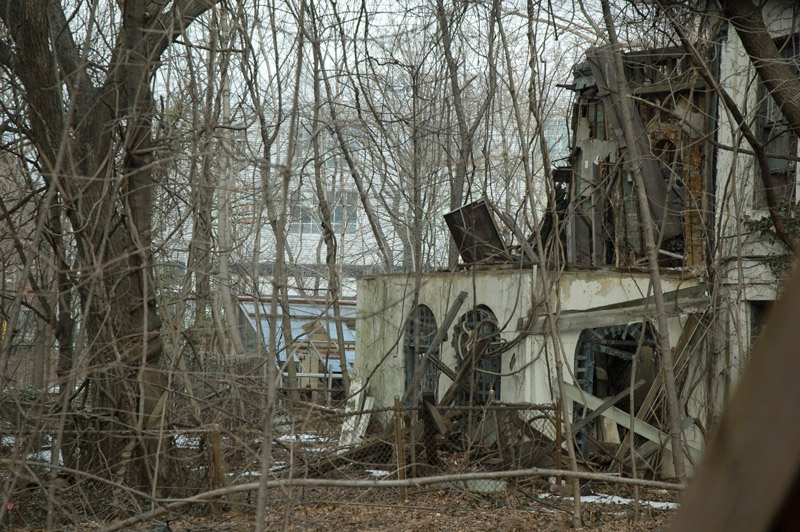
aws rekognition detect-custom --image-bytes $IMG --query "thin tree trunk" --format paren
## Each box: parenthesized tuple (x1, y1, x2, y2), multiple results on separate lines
(309, 15, 351, 395)
(216, 7, 246, 357)
(599, 0, 686, 482)
(434, 0, 497, 268)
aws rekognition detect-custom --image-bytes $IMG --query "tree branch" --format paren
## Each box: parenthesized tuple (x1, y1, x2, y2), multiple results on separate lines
(722, 0, 800, 136)
(0, 38, 19, 73)
(150, 0, 221, 61)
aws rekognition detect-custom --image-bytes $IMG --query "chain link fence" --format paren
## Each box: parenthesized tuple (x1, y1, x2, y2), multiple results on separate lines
(1, 372, 566, 529)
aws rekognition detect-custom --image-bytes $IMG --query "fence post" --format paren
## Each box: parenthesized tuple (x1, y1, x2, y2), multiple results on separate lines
(393, 395, 407, 503)
(555, 400, 563, 486)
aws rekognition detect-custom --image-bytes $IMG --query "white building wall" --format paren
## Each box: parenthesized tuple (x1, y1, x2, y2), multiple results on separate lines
(356, 268, 700, 413)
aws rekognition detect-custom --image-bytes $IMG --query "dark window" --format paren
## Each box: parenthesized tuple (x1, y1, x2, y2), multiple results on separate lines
(750, 300, 774, 349)
(586, 101, 606, 140)
(404, 305, 439, 400)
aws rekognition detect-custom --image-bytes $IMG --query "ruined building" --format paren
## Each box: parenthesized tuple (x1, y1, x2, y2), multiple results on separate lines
(354, 4, 797, 477)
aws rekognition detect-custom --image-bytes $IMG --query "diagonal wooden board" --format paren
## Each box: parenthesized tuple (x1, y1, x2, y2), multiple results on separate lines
(570, 379, 645, 434)
(562, 382, 702, 463)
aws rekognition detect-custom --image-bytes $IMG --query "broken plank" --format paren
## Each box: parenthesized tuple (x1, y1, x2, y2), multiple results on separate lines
(633, 416, 695, 468)
(424, 401, 452, 435)
(635, 313, 704, 421)
(426, 352, 458, 381)
(562, 382, 702, 462)
(571, 379, 645, 434)
(439, 336, 493, 408)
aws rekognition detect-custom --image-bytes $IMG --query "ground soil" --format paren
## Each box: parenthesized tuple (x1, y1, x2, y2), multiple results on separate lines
(7, 482, 676, 531)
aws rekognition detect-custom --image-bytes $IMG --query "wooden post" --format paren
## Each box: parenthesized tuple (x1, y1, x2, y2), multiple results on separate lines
(489, 390, 504, 463)
(555, 400, 563, 486)
(393, 396, 407, 503)
(209, 425, 230, 515)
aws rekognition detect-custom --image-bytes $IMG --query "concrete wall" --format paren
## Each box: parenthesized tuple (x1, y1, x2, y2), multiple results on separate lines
(355, 268, 535, 409)
(356, 267, 700, 410)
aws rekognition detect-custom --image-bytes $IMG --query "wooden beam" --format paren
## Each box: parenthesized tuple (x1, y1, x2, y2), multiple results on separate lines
(633, 416, 695, 468)
(562, 382, 702, 462)
(426, 352, 458, 381)
(571, 379, 645, 434)
(530, 285, 710, 334)
(439, 337, 492, 408)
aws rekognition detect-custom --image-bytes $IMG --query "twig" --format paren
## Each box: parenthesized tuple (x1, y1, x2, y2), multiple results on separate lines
(98, 467, 684, 532)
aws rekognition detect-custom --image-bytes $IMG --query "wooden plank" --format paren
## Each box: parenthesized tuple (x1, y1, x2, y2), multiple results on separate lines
(634, 313, 703, 421)
(439, 336, 492, 407)
(339, 377, 371, 449)
(632, 416, 694, 468)
(424, 401, 452, 435)
(563, 382, 702, 462)
(570, 379, 645, 434)
(531, 298, 709, 333)
(426, 352, 458, 381)
(609, 313, 706, 468)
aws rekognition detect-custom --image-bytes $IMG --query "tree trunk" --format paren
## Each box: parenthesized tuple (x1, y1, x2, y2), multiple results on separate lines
(600, 0, 687, 482)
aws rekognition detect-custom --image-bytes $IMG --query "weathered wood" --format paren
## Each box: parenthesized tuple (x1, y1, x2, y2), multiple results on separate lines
(635, 313, 704, 421)
(401, 291, 468, 404)
(633, 416, 694, 468)
(339, 378, 372, 450)
(531, 296, 708, 333)
(426, 352, 458, 381)
(571, 379, 645, 434)
(393, 396, 407, 502)
(424, 400, 452, 435)
(438, 336, 492, 407)
(563, 382, 702, 462)
(609, 312, 705, 469)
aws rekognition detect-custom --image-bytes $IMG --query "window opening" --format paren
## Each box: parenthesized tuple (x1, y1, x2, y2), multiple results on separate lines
(404, 305, 439, 401)
(754, 35, 799, 209)
(572, 322, 659, 459)
(452, 306, 502, 405)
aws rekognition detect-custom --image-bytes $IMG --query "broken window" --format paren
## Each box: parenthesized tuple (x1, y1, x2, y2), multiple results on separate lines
(452, 306, 502, 405)
(581, 100, 607, 140)
(573, 322, 658, 458)
(754, 36, 799, 209)
(404, 304, 439, 399)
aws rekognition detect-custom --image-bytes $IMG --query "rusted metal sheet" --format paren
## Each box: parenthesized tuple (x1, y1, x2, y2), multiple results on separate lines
(444, 198, 510, 264)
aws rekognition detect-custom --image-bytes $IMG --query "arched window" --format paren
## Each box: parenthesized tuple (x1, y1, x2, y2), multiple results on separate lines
(452, 305, 502, 405)
(573, 322, 658, 457)
(404, 305, 439, 400)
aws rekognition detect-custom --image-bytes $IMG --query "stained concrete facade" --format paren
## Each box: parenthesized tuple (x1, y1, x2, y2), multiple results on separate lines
(355, 268, 701, 411)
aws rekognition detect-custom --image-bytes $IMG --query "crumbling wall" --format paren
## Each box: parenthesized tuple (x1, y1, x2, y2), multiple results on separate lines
(566, 48, 709, 268)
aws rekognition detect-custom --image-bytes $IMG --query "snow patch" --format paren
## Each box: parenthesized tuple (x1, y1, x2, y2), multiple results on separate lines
(540, 492, 678, 510)
(175, 435, 201, 449)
